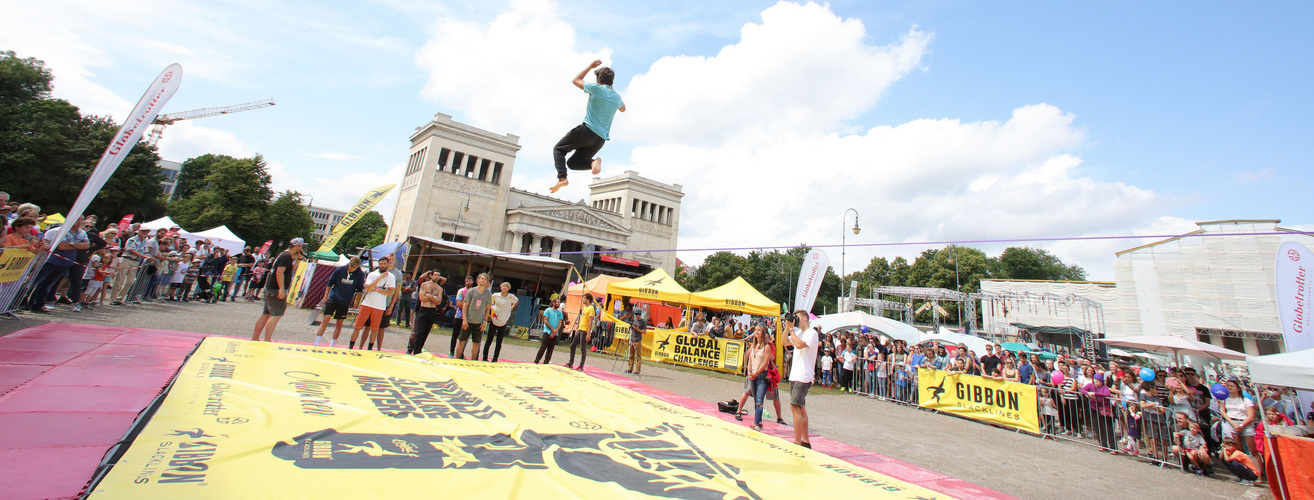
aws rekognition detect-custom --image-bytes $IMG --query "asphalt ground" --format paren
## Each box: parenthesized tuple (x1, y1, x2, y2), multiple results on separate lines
(0, 299, 1272, 500)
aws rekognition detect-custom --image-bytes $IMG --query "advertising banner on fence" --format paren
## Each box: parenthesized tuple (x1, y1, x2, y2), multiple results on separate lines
(0, 249, 36, 283)
(86, 338, 948, 499)
(917, 368, 1040, 433)
(650, 329, 745, 374)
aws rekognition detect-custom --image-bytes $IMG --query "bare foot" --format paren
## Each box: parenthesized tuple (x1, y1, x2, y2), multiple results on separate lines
(591, 157, 601, 175)
(549, 178, 569, 193)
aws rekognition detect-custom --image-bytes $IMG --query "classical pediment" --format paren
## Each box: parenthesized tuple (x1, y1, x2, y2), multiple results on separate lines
(512, 205, 630, 233)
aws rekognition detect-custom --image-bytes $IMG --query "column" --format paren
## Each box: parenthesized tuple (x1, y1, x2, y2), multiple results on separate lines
(552, 238, 563, 259)
(530, 234, 544, 255)
(512, 231, 525, 253)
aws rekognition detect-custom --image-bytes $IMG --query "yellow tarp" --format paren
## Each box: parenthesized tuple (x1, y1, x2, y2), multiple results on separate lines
(88, 338, 951, 499)
(917, 368, 1041, 433)
(688, 276, 780, 317)
(606, 268, 691, 304)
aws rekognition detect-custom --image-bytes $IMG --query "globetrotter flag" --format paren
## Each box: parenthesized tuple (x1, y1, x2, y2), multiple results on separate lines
(317, 184, 396, 253)
(794, 248, 830, 314)
(45, 65, 182, 248)
(1276, 241, 1313, 413)
(259, 240, 273, 255)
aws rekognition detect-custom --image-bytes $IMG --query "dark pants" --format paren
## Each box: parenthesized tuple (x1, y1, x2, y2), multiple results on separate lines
(28, 263, 75, 310)
(397, 297, 412, 327)
(230, 275, 249, 299)
(1225, 459, 1259, 481)
(481, 324, 509, 362)
(535, 332, 558, 364)
(567, 330, 588, 368)
(1093, 412, 1117, 449)
(450, 320, 463, 356)
(407, 307, 438, 355)
(552, 123, 605, 180)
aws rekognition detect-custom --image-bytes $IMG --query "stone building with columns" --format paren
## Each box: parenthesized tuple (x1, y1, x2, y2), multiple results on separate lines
(387, 113, 683, 280)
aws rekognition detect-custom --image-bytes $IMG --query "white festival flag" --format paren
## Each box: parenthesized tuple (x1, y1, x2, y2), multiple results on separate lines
(794, 248, 830, 314)
(1275, 241, 1313, 417)
(44, 64, 183, 248)
(1276, 241, 1313, 353)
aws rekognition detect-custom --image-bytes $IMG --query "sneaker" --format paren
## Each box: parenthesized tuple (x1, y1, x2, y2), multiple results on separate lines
(57, 297, 74, 304)
(1237, 480, 1254, 486)
(42, 305, 56, 312)
(72, 304, 82, 312)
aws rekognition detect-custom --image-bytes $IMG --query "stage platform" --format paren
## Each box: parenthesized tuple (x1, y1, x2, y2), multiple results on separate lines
(0, 323, 1011, 499)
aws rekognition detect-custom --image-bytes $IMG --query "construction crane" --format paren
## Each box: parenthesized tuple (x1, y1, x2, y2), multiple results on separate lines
(147, 98, 276, 146)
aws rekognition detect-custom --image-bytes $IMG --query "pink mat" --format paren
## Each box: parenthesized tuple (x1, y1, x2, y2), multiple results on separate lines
(0, 323, 210, 500)
(0, 324, 1013, 500)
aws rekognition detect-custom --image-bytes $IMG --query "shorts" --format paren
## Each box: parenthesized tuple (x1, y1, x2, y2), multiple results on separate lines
(353, 305, 385, 330)
(459, 322, 484, 343)
(745, 376, 778, 401)
(262, 294, 288, 317)
(1223, 420, 1256, 438)
(323, 301, 351, 320)
(790, 381, 812, 407)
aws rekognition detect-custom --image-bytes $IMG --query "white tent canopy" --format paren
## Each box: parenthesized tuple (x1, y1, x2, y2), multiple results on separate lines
(920, 326, 993, 354)
(139, 216, 184, 231)
(812, 311, 921, 345)
(183, 225, 247, 255)
(1247, 348, 1314, 392)
(1097, 335, 1247, 365)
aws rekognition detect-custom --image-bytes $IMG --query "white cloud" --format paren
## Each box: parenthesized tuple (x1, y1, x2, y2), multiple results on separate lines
(155, 121, 257, 161)
(1234, 168, 1274, 184)
(410, 1, 1174, 279)
(268, 161, 406, 225)
(307, 152, 367, 161)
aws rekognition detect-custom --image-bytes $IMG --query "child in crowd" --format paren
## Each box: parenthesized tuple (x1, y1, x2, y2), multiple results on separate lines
(79, 248, 111, 308)
(1175, 421, 1212, 476)
(220, 259, 238, 302)
(820, 351, 834, 387)
(183, 260, 200, 302)
(1221, 439, 1260, 485)
(1120, 402, 1142, 456)
(168, 254, 191, 301)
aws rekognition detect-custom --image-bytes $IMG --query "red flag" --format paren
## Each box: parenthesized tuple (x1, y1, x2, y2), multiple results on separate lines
(259, 240, 273, 255)
(117, 215, 134, 233)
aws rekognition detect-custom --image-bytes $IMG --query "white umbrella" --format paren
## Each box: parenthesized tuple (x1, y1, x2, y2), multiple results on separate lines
(1097, 335, 1246, 366)
(812, 311, 921, 345)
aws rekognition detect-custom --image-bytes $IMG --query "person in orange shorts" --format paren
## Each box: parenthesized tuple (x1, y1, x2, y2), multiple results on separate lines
(349, 256, 396, 350)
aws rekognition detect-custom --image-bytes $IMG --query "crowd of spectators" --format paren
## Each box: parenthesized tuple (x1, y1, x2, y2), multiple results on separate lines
(799, 327, 1308, 486)
(1, 192, 272, 314)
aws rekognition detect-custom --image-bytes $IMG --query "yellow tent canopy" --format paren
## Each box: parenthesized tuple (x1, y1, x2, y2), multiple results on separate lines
(688, 276, 780, 316)
(607, 268, 691, 304)
(567, 274, 629, 297)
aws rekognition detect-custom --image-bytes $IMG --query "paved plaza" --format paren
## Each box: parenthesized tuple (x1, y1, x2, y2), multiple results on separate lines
(0, 301, 1270, 500)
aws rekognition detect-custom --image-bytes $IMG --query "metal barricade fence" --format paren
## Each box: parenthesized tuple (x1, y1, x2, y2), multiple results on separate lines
(0, 251, 51, 317)
(124, 262, 155, 304)
(833, 359, 1186, 469)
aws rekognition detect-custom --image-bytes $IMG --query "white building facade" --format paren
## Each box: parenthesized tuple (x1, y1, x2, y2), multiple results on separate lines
(386, 113, 683, 278)
(980, 220, 1314, 356)
(307, 205, 347, 239)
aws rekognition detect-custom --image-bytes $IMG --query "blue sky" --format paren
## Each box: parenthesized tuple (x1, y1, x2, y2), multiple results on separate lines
(4, 0, 1310, 279)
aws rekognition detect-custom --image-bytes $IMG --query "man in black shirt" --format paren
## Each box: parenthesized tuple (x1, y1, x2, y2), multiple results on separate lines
(979, 344, 1002, 377)
(315, 256, 364, 347)
(252, 238, 304, 342)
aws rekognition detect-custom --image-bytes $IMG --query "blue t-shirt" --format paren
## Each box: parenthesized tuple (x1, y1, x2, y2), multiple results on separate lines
(1018, 363, 1035, 384)
(581, 82, 624, 140)
(544, 307, 564, 331)
(911, 353, 926, 368)
(326, 266, 365, 304)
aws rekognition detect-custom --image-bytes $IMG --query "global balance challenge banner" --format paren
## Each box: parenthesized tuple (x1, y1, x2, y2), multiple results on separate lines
(649, 329, 745, 374)
(88, 338, 949, 499)
(917, 368, 1041, 434)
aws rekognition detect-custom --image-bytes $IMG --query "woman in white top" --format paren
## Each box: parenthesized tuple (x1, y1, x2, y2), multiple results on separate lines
(1221, 379, 1258, 463)
(744, 326, 776, 431)
(480, 282, 519, 363)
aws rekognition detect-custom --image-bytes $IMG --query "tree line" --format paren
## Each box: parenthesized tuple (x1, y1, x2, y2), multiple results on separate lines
(676, 245, 1086, 323)
(2, 50, 387, 255)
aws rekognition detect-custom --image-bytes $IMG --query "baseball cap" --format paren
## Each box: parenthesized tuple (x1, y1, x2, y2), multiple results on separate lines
(289, 237, 305, 246)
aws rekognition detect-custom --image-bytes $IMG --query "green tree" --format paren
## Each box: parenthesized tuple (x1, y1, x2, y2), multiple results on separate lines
(332, 210, 389, 255)
(167, 154, 274, 240)
(1, 50, 165, 220)
(995, 246, 1088, 281)
(174, 153, 226, 200)
(263, 191, 316, 252)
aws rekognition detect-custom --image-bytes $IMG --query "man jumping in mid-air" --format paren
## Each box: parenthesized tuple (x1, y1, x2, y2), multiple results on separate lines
(550, 60, 626, 194)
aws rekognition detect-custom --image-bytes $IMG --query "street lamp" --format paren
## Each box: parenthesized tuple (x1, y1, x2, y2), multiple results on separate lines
(779, 261, 794, 312)
(950, 245, 962, 326)
(451, 193, 471, 235)
(841, 208, 861, 308)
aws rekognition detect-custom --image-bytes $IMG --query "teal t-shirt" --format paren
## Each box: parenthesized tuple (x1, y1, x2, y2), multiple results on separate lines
(582, 82, 624, 140)
(544, 307, 564, 331)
